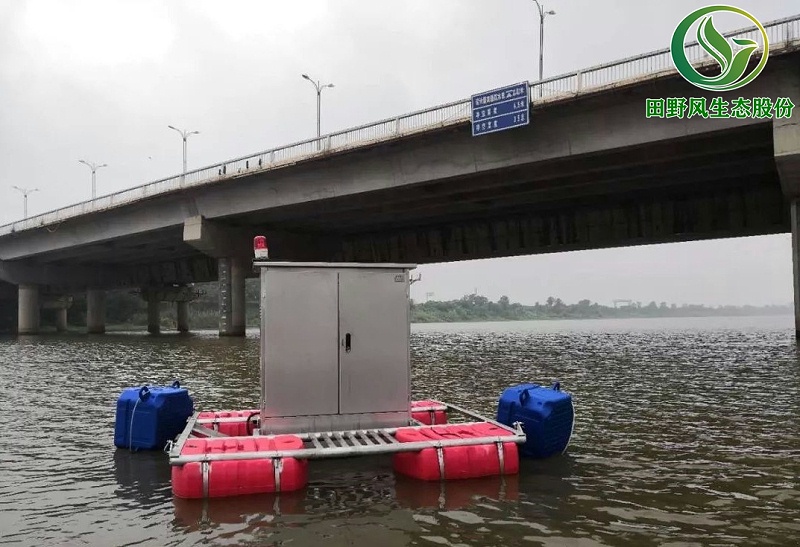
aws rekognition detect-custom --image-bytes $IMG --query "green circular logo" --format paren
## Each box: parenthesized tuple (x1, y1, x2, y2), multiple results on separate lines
(671, 5, 769, 92)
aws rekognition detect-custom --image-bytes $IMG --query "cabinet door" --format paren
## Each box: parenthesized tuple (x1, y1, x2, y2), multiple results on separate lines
(338, 269, 410, 414)
(262, 268, 339, 417)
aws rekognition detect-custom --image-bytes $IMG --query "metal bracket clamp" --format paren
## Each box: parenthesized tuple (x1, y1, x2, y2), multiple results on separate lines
(273, 458, 283, 492)
(436, 447, 445, 480)
(201, 461, 210, 498)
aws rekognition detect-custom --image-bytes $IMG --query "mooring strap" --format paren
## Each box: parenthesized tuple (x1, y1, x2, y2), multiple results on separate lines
(201, 461, 210, 498)
(496, 441, 505, 475)
(273, 458, 283, 492)
(436, 447, 445, 480)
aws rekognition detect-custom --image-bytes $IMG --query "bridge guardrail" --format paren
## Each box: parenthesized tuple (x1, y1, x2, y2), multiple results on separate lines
(1, 14, 798, 237)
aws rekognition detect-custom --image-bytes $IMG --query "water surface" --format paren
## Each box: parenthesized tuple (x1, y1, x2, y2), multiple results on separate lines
(1, 315, 798, 546)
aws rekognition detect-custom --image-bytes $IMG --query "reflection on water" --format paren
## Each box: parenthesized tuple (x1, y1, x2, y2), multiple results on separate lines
(1, 316, 799, 546)
(113, 450, 172, 509)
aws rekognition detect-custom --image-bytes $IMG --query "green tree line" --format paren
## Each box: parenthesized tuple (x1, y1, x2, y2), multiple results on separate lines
(410, 294, 792, 323)
(8, 280, 790, 333)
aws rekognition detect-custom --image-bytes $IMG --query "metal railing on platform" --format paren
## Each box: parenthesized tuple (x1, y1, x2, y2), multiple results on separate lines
(1, 14, 798, 237)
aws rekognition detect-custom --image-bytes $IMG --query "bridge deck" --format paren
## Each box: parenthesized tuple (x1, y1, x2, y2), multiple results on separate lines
(2, 14, 798, 237)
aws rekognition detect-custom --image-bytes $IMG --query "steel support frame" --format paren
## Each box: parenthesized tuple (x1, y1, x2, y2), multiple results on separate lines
(168, 401, 525, 464)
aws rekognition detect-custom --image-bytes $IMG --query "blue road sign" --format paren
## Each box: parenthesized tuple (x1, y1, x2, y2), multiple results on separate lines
(471, 82, 530, 137)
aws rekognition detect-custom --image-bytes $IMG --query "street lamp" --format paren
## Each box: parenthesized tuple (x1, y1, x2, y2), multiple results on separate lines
(78, 159, 107, 199)
(168, 125, 200, 184)
(532, 0, 556, 97)
(12, 186, 38, 219)
(301, 73, 334, 149)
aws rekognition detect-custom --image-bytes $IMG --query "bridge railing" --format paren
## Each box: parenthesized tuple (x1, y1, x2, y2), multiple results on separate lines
(2, 13, 798, 237)
(532, 13, 800, 99)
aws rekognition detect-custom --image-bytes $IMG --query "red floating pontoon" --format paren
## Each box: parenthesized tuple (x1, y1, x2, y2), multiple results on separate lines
(411, 400, 448, 425)
(172, 436, 308, 498)
(196, 410, 259, 437)
(393, 423, 519, 481)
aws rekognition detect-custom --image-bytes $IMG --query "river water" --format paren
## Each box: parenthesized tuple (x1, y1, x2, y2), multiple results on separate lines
(0, 316, 798, 546)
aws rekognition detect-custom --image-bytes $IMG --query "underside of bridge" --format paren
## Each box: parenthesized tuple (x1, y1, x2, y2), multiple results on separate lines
(233, 122, 785, 263)
(1, 118, 789, 288)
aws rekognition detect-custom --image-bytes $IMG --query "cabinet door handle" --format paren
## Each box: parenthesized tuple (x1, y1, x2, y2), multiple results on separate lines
(345, 333, 352, 353)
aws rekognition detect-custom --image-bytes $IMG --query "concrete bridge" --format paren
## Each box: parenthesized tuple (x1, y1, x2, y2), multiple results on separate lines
(1, 15, 799, 336)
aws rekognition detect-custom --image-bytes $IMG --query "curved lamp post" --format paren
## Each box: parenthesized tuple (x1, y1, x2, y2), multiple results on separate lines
(168, 125, 200, 184)
(78, 159, 107, 199)
(12, 185, 38, 219)
(532, 0, 556, 97)
(301, 73, 334, 149)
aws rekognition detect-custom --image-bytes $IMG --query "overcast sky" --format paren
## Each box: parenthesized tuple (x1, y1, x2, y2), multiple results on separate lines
(1, 0, 799, 307)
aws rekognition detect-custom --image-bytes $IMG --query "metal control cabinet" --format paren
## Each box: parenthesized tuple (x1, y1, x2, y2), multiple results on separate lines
(255, 262, 415, 434)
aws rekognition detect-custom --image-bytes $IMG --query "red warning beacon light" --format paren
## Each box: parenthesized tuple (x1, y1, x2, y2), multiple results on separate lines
(253, 236, 269, 259)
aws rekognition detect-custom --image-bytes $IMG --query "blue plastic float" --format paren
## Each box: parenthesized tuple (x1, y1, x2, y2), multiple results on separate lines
(496, 383, 575, 458)
(114, 381, 194, 450)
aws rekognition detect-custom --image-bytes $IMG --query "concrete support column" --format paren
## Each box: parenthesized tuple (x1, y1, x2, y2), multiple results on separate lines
(775, 115, 800, 338)
(17, 284, 39, 335)
(86, 289, 106, 334)
(176, 301, 189, 333)
(792, 200, 800, 339)
(219, 257, 247, 336)
(147, 299, 160, 334)
(55, 308, 68, 332)
(231, 258, 247, 336)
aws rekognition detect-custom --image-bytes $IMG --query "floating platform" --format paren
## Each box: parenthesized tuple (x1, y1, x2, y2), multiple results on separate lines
(115, 256, 574, 500)
(167, 400, 525, 499)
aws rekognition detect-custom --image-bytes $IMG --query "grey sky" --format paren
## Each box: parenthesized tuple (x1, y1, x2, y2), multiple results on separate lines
(1, 0, 799, 307)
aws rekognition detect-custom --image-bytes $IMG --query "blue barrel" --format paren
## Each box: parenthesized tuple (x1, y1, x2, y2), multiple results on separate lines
(114, 381, 194, 450)
(496, 383, 574, 459)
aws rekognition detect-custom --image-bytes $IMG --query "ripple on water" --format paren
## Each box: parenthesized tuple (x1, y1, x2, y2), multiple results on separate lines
(0, 317, 799, 546)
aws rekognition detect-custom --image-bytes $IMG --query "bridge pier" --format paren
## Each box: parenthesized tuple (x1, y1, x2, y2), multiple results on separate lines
(140, 286, 197, 334)
(183, 217, 249, 337)
(87, 289, 106, 334)
(791, 202, 800, 339)
(55, 308, 68, 332)
(176, 301, 189, 333)
(17, 284, 39, 335)
(219, 257, 246, 337)
(147, 299, 160, 335)
(776, 115, 800, 338)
